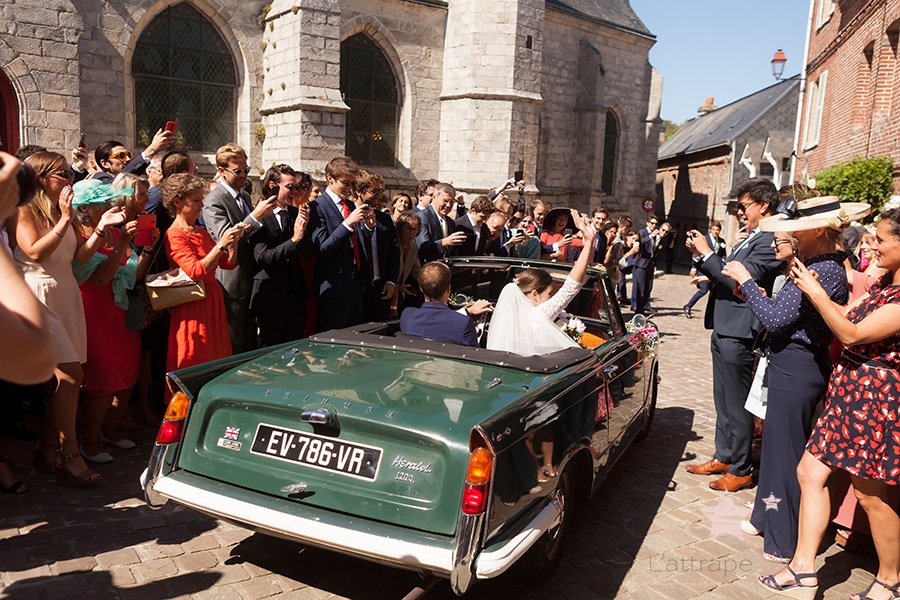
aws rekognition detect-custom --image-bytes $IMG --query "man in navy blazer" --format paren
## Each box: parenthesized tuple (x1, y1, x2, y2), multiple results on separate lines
(631, 215, 660, 314)
(454, 195, 494, 256)
(416, 182, 467, 263)
(685, 177, 785, 492)
(249, 164, 313, 346)
(307, 156, 371, 332)
(400, 262, 478, 346)
(355, 171, 401, 322)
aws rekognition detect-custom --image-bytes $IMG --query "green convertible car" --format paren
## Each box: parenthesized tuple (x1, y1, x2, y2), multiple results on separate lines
(141, 257, 659, 596)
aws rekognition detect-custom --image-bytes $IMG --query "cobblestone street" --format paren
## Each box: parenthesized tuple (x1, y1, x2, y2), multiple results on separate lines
(0, 269, 881, 599)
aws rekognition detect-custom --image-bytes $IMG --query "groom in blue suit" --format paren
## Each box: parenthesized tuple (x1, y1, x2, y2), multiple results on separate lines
(400, 262, 479, 347)
(684, 177, 784, 492)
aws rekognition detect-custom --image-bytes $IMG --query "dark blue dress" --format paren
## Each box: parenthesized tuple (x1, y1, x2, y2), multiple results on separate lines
(740, 253, 847, 559)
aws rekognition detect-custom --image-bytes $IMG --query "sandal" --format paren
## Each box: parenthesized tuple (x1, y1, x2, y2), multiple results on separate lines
(541, 465, 557, 479)
(851, 577, 900, 600)
(758, 565, 818, 599)
(0, 455, 27, 494)
(55, 452, 102, 487)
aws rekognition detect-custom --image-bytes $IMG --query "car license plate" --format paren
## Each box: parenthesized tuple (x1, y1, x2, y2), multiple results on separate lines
(250, 423, 382, 481)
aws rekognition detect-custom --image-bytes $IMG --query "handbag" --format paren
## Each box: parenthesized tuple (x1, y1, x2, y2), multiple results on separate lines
(125, 283, 166, 330)
(145, 268, 206, 310)
(125, 241, 168, 331)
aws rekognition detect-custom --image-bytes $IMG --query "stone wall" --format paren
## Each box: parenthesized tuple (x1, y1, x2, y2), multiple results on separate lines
(1, 0, 658, 204)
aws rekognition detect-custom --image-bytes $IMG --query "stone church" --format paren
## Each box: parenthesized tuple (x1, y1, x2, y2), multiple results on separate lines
(0, 0, 661, 213)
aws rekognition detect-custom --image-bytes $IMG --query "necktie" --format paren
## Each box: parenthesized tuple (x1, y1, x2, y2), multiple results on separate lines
(439, 215, 449, 238)
(729, 231, 756, 258)
(238, 192, 251, 217)
(277, 210, 287, 232)
(339, 200, 361, 270)
(362, 228, 375, 281)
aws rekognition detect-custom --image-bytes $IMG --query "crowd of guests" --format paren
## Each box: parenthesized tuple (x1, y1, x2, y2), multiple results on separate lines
(3, 135, 899, 600)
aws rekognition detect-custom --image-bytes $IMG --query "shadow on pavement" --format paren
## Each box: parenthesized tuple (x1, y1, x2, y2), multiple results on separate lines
(1, 569, 221, 599)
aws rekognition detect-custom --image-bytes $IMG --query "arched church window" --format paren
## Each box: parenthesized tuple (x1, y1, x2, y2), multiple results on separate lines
(132, 3, 237, 152)
(601, 110, 619, 194)
(340, 33, 399, 167)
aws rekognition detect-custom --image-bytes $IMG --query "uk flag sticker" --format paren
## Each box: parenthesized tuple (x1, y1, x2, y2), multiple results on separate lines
(217, 426, 242, 451)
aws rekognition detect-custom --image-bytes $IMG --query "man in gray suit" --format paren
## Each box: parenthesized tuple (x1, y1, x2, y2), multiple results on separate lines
(202, 142, 276, 353)
(684, 178, 784, 492)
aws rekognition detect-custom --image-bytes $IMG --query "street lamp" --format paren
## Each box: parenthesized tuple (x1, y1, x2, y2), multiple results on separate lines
(771, 49, 787, 80)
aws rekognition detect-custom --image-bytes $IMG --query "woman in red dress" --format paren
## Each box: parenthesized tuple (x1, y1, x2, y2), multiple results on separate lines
(161, 173, 245, 374)
(540, 208, 583, 263)
(760, 207, 900, 600)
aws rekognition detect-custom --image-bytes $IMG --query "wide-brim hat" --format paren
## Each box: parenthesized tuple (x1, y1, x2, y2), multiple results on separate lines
(758, 196, 870, 232)
(543, 207, 577, 233)
(72, 179, 134, 207)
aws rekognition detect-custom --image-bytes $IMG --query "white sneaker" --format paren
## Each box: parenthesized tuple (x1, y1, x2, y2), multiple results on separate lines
(740, 520, 761, 536)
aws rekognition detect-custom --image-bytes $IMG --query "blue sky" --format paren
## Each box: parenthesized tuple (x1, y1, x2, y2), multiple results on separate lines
(629, 0, 811, 124)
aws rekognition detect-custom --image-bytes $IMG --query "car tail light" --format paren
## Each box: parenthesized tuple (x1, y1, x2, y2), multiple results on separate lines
(461, 446, 493, 515)
(156, 391, 190, 444)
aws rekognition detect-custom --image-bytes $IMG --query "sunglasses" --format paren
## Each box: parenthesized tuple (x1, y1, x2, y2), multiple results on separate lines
(48, 169, 74, 179)
(283, 183, 306, 191)
(223, 167, 252, 175)
(368, 188, 385, 196)
(108, 151, 133, 161)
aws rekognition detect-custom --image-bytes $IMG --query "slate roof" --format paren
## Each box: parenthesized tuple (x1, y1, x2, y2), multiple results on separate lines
(545, 0, 653, 38)
(657, 76, 800, 161)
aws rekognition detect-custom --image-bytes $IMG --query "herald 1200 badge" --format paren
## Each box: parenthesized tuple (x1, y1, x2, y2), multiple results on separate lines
(217, 426, 242, 451)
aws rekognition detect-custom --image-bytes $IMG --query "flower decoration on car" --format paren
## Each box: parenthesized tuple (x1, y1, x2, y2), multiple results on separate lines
(626, 321, 659, 354)
(558, 312, 586, 343)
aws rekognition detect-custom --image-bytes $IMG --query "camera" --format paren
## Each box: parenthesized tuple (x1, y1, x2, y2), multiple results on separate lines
(1, 158, 38, 206)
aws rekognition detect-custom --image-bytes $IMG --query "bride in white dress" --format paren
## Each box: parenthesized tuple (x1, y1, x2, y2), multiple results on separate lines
(487, 209, 596, 355)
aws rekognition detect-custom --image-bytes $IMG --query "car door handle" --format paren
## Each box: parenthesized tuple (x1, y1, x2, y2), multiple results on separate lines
(603, 365, 619, 376)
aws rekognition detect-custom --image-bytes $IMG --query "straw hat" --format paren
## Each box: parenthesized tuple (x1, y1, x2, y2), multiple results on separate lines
(758, 196, 870, 232)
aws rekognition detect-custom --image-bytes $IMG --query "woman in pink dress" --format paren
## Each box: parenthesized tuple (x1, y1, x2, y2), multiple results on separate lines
(162, 173, 244, 375)
(72, 178, 159, 463)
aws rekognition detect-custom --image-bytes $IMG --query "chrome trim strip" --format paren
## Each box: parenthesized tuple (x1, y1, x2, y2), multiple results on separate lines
(450, 512, 484, 595)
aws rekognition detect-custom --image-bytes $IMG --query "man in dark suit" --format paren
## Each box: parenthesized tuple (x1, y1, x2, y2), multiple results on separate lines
(249, 164, 313, 346)
(416, 182, 466, 263)
(631, 215, 659, 314)
(414, 179, 439, 213)
(683, 220, 725, 318)
(355, 170, 401, 322)
(454, 195, 494, 256)
(400, 262, 478, 347)
(202, 142, 277, 352)
(685, 177, 784, 492)
(307, 156, 370, 332)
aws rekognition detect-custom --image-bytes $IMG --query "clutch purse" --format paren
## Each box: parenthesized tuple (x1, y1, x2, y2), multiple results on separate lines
(145, 268, 206, 310)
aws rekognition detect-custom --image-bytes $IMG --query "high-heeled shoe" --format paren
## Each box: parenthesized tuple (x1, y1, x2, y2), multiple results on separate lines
(0, 455, 27, 494)
(32, 447, 56, 475)
(541, 465, 557, 479)
(55, 452, 102, 487)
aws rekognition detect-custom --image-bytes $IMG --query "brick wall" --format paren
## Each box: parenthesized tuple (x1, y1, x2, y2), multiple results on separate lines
(797, 0, 900, 192)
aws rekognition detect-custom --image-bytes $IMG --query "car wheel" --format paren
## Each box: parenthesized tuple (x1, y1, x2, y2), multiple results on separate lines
(516, 468, 574, 580)
(635, 374, 657, 442)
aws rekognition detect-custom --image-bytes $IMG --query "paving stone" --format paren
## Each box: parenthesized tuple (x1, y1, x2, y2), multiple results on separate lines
(95, 547, 141, 569)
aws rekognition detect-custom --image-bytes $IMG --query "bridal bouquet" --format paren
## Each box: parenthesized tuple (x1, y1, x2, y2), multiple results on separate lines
(559, 313, 586, 343)
(626, 321, 659, 354)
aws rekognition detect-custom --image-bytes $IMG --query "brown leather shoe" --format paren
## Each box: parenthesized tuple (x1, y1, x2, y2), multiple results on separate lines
(709, 473, 753, 492)
(685, 458, 731, 475)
